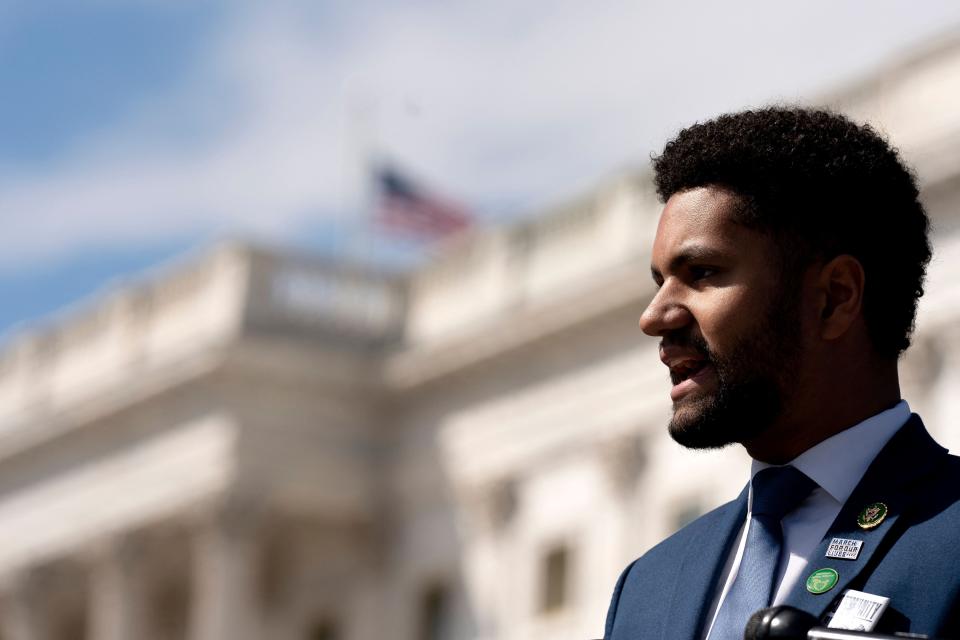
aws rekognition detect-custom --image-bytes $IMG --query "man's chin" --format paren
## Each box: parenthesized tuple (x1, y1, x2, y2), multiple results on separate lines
(667, 393, 776, 450)
(668, 411, 739, 450)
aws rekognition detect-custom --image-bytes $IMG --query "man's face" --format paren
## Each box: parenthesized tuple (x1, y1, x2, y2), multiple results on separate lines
(640, 186, 803, 449)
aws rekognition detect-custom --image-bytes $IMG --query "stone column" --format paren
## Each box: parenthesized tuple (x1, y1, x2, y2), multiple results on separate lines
(457, 479, 518, 640)
(1, 571, 46, 640)
(87, 536, 145, 640)
(189, 501, 262, 640)
(597, 434, 647, 500)
(594, 434, 649, 620)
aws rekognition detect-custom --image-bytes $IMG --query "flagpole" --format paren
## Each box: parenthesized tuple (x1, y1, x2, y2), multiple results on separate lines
(345, 96, 378, 272)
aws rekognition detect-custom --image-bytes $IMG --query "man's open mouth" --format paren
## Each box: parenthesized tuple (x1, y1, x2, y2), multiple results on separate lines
(670, 358, 709, 385)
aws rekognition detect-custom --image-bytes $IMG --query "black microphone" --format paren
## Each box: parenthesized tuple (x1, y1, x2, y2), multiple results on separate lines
(744, 606, 819, 639)
(744, 606, 937, 640)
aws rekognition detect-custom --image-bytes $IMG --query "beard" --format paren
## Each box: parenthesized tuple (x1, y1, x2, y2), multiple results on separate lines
(666, 291, 802, 450)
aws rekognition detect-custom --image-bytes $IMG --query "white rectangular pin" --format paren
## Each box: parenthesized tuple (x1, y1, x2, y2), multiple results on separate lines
(825, 537, 863, 560)
(827, 589, 890, 632)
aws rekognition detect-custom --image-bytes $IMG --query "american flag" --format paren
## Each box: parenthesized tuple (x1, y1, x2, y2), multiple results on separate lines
(374, 166, 471, 239)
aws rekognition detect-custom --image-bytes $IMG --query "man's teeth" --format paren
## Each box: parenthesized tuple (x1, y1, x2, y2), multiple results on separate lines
(675, 361, 706, 380)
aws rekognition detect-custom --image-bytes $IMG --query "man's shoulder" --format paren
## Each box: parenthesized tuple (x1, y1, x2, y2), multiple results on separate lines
(907, 444, 960, 518)
(932, 446, 960, 483)
(881, 416, 960, 510)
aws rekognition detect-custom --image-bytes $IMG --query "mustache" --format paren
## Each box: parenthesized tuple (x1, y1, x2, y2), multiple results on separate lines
(660, 330, 714, 362)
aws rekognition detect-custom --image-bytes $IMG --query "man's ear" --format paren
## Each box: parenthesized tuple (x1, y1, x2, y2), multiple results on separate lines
(816, 254, 865, 341)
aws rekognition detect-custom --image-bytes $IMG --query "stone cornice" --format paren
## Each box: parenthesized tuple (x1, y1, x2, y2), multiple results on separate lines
(383, 258, 655, 391)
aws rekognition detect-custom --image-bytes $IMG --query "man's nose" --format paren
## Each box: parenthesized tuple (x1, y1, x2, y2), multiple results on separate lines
(639, 287, 692, 337)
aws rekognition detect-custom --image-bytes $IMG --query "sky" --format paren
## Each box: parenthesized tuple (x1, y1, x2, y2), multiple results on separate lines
(3, 0, 960, 340)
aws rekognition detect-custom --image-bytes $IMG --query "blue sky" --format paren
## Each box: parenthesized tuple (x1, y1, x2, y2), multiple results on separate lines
(0, 4, 221, 169)
(4, 1, 960, 340)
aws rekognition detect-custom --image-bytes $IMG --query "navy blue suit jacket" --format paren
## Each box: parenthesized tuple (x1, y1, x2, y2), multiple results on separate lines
(604, 416, 960, 639)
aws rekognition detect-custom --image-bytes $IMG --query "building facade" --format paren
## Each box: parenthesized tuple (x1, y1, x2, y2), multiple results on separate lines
(1, 35, 960, 640)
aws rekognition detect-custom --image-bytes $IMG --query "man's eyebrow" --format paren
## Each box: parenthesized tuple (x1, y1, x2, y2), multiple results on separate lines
(650, 245, 726, 280)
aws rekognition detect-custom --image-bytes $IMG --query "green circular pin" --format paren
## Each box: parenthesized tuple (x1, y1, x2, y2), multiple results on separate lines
(806, 568, 839, 594)
(857, 502, 888, 530)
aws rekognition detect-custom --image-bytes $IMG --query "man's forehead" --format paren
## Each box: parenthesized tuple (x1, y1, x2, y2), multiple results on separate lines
(653, 187, 741, 253)
(657, 187, 741, 233)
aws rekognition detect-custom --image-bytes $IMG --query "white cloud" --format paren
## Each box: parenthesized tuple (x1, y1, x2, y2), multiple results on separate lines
(2, 0, 960, 273)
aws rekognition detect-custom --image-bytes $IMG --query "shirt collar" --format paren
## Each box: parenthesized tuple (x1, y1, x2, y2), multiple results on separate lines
(751, 400, 911, 505)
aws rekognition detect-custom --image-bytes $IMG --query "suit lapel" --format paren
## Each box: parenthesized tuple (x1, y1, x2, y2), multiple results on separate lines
(663, 485, 749, 640)
(782, 415, 947, 618)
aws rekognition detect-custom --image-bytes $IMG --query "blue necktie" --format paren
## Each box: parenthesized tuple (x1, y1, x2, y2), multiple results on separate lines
(707, 466, 817, 640)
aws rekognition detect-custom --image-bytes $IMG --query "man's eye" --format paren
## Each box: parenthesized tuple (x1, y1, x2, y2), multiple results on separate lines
(690, 266, 717, 281)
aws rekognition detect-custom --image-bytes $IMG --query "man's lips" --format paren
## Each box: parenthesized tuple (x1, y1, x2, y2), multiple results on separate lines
(660, 346, 713, 401)
(669, 362, 714, 401)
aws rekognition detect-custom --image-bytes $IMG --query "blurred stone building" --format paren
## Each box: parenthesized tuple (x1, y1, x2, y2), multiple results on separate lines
(1, 35, 960, 640)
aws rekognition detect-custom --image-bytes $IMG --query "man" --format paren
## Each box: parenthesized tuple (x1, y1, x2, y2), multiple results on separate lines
(604, 108, 960, 639)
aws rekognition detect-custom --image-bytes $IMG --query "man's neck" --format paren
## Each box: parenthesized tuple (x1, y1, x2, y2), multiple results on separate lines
(743, 375, 902, 464)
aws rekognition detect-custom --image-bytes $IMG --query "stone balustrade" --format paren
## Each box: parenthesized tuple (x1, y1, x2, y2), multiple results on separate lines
(0, 244, 408, 435)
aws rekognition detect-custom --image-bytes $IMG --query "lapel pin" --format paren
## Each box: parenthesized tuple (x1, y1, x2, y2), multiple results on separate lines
(826, 537, 864, 560)
(857, 502, 888, 530)
(806, 568, 839, 595)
